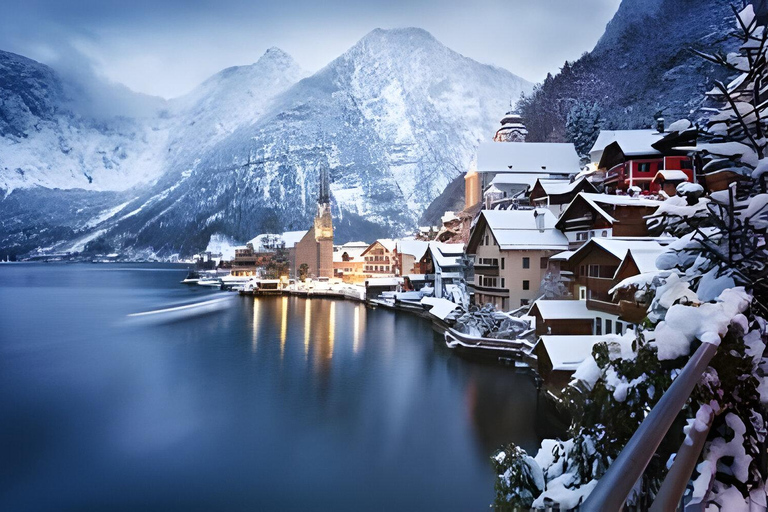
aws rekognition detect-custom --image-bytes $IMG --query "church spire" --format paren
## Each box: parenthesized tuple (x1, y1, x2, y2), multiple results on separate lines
(318, 165, 330, 205)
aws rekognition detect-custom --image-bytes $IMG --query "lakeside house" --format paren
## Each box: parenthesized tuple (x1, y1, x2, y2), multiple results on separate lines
(418, 242, 466, 299)
(589, 121, 696, 194)
(361, 239, 398, 278)
(465, 209, 569, 310)
(528, 177, 597, 216)
(554, 192, 661, 249)
(333, 241, 369, 283)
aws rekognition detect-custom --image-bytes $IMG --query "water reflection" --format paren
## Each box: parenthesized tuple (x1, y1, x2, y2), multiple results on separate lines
(0, 265, 554, 512)
(252, 298, 260, 352)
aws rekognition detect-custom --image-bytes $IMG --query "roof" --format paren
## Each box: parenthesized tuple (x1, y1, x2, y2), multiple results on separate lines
(428, 241, 464, 269)
(530, 299, 595, 320)
(475, 142, 580, 175)
(365, 277, 402, 287)
(624, 246, 666, 274)
(249, 231, 306, 250)
(490, 173, 541, 190)
(589, 130, 664, 162)
(549, 250, 576, 261)
(361, 239, 397, 256)
(653, 170, 689, 182)
(534, 177, 593, 196)
(539, 335, 623, 371)
(568, 238, 666, 270)
(478, 209, 569, 251)
(396, 239, 430, 259)
(281, 230, 307, 248)
(559, 193, 661, 226)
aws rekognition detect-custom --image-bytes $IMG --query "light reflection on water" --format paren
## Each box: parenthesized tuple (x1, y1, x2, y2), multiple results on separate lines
(0, 263, 551, 512)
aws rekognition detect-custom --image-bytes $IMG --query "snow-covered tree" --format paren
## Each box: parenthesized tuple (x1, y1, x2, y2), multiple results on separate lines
(565, 101, 602, 160)
(493, 6, 768, 510)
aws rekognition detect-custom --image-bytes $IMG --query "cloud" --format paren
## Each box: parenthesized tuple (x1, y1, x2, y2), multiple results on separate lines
(0, 0, 621, 99)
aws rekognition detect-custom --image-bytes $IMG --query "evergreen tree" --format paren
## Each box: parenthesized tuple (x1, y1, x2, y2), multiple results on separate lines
(565, 101, 603, 159)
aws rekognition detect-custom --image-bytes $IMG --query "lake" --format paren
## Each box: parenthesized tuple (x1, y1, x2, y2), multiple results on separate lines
(0, 263, 550, 511)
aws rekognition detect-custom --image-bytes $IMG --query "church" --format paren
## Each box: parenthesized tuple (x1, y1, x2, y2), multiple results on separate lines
(290, 167, 334, 279)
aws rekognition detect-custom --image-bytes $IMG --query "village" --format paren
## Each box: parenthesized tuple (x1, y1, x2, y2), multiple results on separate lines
(180, 107, 714, 396)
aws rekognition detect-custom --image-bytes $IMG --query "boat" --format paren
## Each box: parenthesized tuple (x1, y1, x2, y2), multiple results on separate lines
(181, 270, 202, 284)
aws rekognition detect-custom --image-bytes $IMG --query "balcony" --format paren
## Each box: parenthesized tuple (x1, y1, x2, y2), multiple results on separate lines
(619, 300, 649, 324)
(474, 264, 499, 276)
(587, 298, 620, 316)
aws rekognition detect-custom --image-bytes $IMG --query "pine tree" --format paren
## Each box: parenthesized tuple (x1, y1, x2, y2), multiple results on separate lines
(565, 101, 603, 159)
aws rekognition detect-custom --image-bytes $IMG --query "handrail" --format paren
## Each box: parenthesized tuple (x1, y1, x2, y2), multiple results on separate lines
(649, 406, 714, 512)
(580, 342, 718, 512)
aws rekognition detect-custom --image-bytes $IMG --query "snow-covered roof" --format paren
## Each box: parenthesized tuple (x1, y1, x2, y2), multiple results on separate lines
(421, 297, 460, 321)
(569, 238, 667, 278)
(653, 170, 689, 182)
(281, 230, 307, 248)
(562, 193, 661, 225)
(538, 335, 622, 371)
(534, 178, 588, 196)
(428, 241, 464, 270)
(365, 277, 402, 287)
(396, 239, 430, 259)
(624, 246, 666, 274)
(362, 239, 397, 255)
(490, 173, 541, 190)
(589, 130, 664, 162)
(549, 250, 576, 261)
(476, 142, 580, 175)
(530, 299, 595, 320)
(441, 211, 460, 224)
(480, 209, 569, 251)
(333, 243, 368, 262)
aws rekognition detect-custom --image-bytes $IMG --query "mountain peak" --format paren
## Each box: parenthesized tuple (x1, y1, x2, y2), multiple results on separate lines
(360, 27, 439, 46)
(257, 47, 297, 67)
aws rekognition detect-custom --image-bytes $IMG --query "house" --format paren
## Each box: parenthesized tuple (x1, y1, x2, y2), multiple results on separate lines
(465, 142, 581, 208)
(230, 243, 260, 277)
(360, 239, 398, 278)
(534, 334, 625, 389)
(529, 177, 598, 216)
(395, 239, 430, 276)
(564, 237, 666, 333)
(333, 241, 369, 283)
(555, 192, 661, 249)
(290, 168, 334, 279)
(528, 299, 596, 336)
(589, 125, 695, 194)
(465, 209, 569, 310)
(418, 242, 465, 299)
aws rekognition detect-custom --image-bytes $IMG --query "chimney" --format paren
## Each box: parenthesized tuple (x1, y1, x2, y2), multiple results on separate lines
(656, 117, 665, 133)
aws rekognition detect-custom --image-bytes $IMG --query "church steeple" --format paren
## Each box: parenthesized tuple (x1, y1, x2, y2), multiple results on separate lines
(318, 165, 331, 205)
(314, 165, 333, 241)
(494, 110, 527, 142)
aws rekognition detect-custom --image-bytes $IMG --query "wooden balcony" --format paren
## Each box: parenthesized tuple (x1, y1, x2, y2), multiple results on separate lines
(587, 298, 620, 316)
(474, 264, 499, 276)
(619, 300, 649, 324)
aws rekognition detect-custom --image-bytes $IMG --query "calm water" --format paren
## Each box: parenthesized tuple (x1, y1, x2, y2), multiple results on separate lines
(0, 263, 546, 511)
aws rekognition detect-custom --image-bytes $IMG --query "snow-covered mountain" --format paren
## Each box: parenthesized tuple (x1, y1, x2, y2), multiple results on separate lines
(0, 29, 531, 257)
(0, 50, 170, 192)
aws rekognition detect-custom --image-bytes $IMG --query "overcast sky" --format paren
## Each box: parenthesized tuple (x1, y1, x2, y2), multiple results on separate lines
(1, 0, 621, 99)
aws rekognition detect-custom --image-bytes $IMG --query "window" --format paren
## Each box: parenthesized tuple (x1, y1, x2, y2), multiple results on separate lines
(606, 319, 612, 334)
(521, 299, 530, 307)
(595, 319, 602, 335)
(522, 257, 530, 269)
(616, 322, 623, 334)
(540, 257, 548, 269)
(601, 230, 608, 237)
(638, 162, 651, 174)
(580, 265, 585, 277)
(588, 264, 599, 277)
(485, 234, 489, 246)
(501, 278, 505, 288)
(501, 258, 505, 270)
(576, 232, 588, 241)
(579, 287, 587, 300)
(523, 280, 530, 290)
